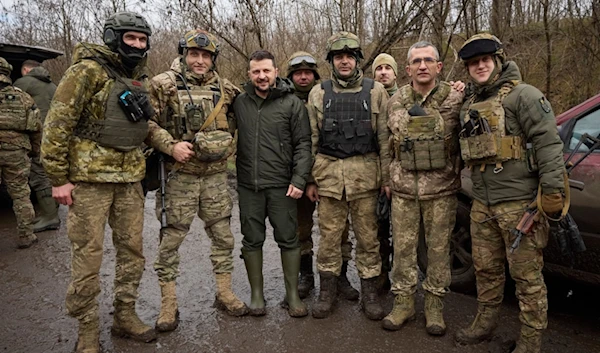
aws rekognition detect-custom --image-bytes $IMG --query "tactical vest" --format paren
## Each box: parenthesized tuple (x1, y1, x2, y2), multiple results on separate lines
(318, 78, 378, 159)
(460, 80, 524, 172)
(75, 64, 149, 152)
(160, 72, 229, 142)
(0, 85, 38, 132)
(392, 83, 451, 171)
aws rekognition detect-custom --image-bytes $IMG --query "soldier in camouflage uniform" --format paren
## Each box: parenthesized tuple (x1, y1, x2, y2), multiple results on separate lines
(371, 52, 399, 292)
(286, 51, 358, 300)
(14, 60, 60, 233)
(146, 29, 248, 332)
(306, 32, 391, 320)
(454, 34, 566, 353)
(0, 57, 41, 249)
(41, 12, 157, 353)
(381, 41, 464, 335)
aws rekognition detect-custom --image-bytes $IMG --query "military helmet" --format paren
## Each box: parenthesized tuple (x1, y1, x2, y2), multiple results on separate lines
(326, 31, 364, 61)
(0, 57, 12, 76)
(103, 12, 152, 51)
(286, 51, 320, 80)
(458, 33, 505, 63)
(178, 29, 220, 58)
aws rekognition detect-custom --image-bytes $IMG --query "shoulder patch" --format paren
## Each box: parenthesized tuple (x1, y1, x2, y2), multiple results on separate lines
(539, 97, 551, 113)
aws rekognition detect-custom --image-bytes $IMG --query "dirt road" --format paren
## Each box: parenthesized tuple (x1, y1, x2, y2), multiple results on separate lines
(1, 186, 599, 353)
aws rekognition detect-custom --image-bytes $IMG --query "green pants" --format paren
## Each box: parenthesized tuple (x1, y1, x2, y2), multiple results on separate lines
(238, 186, 298, 251)
(29, 156, 52, 192)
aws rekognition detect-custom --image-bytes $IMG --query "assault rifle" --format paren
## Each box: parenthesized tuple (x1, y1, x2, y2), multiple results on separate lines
(510, 133, 600, 253)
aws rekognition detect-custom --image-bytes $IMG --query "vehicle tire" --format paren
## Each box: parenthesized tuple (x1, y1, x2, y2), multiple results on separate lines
(417, 196, 476, 294)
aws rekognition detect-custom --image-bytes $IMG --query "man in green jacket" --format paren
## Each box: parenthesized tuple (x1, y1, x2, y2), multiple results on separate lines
(233, 50, 312, 318)
(41, 12, 157, 353)
(454, 34, 565, 353)
(14, 60, 60, 233)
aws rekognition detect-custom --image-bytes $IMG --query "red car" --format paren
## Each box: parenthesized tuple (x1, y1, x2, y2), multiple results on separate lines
(418, 93, 600, 291)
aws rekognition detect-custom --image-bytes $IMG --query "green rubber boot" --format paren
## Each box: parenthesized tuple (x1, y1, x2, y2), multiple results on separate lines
(242, 249, 266, 316)
(280, 248, 308, 317)
(33, 189, 60, 233)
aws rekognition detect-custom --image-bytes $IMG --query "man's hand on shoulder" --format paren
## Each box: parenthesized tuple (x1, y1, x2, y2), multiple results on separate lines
(449, 80, 465, 92)
(53, 183, 76, 206)
(172, 141, 194, 163)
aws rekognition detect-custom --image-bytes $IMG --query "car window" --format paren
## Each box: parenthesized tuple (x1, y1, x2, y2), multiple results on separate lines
(569, 108, 600, 152)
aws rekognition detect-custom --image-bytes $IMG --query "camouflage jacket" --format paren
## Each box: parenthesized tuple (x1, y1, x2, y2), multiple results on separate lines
(41, 43, 149, 186)
(0, 74, 42, 154)
(14, 66, 57, 122)
(146, 58, 240, 176)
(307, 72, 390, 201)
(461, 61, 565, 205)
(387, 82, 464, 200)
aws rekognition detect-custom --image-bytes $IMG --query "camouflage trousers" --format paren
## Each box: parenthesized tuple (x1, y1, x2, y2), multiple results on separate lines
(66, 182, 145, 321)
(317, 195, 381, 279)
(155, 171, 234, 282)
(0, 149, 34, 238)
(297, 193, 352, 261)
(471, 199, 548, 330)
(390, 194, 456, 297)
(28, 156, 52, 192)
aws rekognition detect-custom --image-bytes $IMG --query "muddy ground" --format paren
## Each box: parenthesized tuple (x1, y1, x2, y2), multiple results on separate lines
(1, 183, 599, 353)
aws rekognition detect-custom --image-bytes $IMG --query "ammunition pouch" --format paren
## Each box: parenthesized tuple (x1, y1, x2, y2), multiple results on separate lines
(460, 134, 524, 165)
(194, 129, 235, 162)
(395, 114, 446, 171)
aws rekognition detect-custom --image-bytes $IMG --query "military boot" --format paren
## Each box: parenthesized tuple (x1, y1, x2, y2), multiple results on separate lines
(375, 270, 391, 294)
(338, 261, 359, 301)
(156, 281, 179, 332)
(33, 189, 60, 233)
(297, 254, 315, 299)
(242, 249, 266, 316)
(280, 248, 308, 317)
(111, 303, 157, 342)
(360, 277, 385, 320)
(454, 305, 500, 345)
(74, 314, 100, 353)
(312, 272, 338, 319)
(381, 294, 416, 331)
(17, 234, 38, 249)
(424, 292, 446, 336)
(214, 273, 249, 316)
(512, 326, 543, 353)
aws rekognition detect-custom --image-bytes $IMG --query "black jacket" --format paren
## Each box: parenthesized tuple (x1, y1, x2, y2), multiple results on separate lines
(233, 77, 312, 191)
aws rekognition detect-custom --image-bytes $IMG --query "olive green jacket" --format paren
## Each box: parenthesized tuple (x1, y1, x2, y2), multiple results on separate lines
(461, 61, 565, 206)
(41, 43, 149, 186)
(233, 77, 312, 191)
(14, 66, 56, 122)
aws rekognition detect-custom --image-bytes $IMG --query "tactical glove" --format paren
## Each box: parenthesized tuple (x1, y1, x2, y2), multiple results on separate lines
(541, 193, 563, 215)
